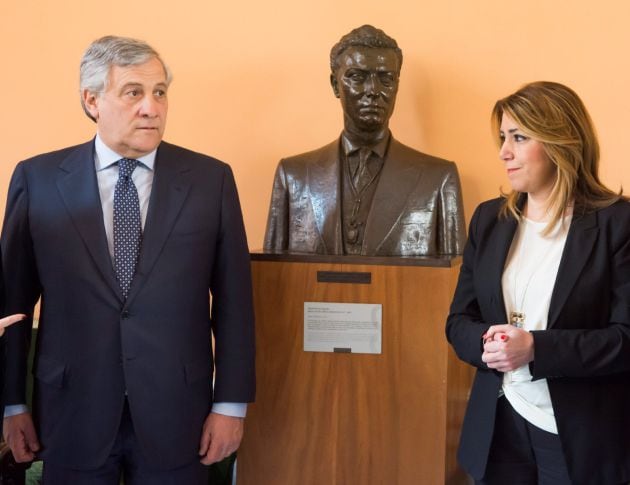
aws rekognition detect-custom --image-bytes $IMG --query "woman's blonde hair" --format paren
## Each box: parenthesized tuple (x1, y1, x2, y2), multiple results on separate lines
(491, 81, 623, 233)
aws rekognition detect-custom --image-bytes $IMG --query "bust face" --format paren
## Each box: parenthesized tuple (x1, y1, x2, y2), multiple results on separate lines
(331, 46, 400, 136)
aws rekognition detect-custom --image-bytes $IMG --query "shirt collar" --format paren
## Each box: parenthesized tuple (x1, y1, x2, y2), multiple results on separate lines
(94, 134, 157, 171)
(341, 131, 390, 159)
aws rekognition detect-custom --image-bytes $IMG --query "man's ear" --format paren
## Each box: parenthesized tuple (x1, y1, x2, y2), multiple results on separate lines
(330, 73, 340, 99)
(82, 89, 100, 121)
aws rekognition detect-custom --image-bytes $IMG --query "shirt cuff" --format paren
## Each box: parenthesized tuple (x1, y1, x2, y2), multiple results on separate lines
(4, 404, 28, 418)
(211, 402, 247, 418)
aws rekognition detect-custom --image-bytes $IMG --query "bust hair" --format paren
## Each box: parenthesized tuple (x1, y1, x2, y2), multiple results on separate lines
(79, 35, 172, 122)
(492, 81, 623, 233)
(330, 25, 403, 73)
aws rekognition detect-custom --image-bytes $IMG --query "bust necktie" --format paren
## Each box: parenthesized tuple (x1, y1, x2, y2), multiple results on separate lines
(114, 158, 142, 299)
(352, 147, 374, 193)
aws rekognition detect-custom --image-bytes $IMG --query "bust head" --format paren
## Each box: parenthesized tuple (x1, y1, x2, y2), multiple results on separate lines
(329, 25, 403, 141)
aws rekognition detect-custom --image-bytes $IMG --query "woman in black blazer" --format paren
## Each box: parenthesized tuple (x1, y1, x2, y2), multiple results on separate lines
(447, 81, 630, 485)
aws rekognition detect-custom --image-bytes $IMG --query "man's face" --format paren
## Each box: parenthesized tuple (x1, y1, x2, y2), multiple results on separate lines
(83, 57, 168, 158)
(331, 47, 399, 134)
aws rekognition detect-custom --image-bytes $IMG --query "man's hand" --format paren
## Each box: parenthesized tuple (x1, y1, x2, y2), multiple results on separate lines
(482, 324, 534, 372)
(0, 314, 26, 337)
(198, 412, 244, 465)
(3, 412, 40, 462)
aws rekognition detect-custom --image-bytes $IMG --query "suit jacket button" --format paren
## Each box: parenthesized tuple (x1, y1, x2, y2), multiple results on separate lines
(121, 310, 130, 319)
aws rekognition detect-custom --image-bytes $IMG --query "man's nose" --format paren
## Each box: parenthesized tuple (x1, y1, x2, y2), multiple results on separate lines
(138, 95, 159, 117)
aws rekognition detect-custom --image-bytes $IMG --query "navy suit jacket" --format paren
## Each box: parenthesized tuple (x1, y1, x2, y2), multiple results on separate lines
(1, 140, 255, 470)
(446, 197, 630, 484)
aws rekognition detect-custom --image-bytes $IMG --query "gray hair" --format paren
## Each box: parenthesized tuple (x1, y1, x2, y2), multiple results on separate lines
(330, 25, 403, 74)
(79, 35, 172, 122)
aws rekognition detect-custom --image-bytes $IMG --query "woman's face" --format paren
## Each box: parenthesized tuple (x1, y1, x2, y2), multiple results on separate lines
(499, 113, 557, 200)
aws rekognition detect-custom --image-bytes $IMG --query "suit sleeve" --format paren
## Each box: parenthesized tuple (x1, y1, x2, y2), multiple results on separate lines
(445, 204, 492, 369)
(438, 163, 466, 256)
(209, 165, 256, 403)
(1, 162, 42, 405)
(530, 207, 630, 379)
(262, 161, 289, 252)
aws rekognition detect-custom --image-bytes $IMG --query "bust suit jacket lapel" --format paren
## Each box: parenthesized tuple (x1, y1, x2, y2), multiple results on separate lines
(56, 139, 123, 302)
(547, 210, 598, 329)
(362, 138, 421, 255)
(125, 142, 192, 306)
(307, 139, 343, 254)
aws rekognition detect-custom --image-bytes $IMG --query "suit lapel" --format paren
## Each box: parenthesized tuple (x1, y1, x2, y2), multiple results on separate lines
(307, 139, 343, 254)
(56, 140, 122, 301)
(547, 211, 598, 328)
(363, 138, 421, 254)
(487, 214, 519, 323)
(125, 142, 192, 305)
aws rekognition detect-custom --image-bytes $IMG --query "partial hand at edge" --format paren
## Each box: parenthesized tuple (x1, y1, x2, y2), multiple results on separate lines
(0, 314, 27, 337)
(3, 412, 40, 462)
(198, 412, 244, 465)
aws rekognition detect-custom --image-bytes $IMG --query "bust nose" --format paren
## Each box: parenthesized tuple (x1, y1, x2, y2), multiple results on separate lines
(364, 74, 380, 97)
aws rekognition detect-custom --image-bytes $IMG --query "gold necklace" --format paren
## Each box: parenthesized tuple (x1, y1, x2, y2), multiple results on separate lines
(509, 220, 546, 328)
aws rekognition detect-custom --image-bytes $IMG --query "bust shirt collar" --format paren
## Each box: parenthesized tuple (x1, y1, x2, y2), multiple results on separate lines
(341, 131, 390, 159)
(94, 134, 156, 171)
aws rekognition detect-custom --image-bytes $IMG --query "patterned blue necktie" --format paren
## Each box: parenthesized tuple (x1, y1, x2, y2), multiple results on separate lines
(114, 158, 142, 299)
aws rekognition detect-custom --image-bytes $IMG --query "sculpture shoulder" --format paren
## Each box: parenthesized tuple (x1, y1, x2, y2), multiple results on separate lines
(277, 139, 339, 173)
(390, 139, 458, 173)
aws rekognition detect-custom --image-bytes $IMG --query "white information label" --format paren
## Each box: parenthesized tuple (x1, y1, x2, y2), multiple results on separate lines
(304, 302, 382, 354)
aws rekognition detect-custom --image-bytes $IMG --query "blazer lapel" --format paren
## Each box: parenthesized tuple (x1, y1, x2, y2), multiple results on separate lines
(56, 140, 122, 301)
(362, 138, 421, 254)
(125, 142, 192, 305)
(547, 211, 598, 328)
(307, 139, 343, 254)
(487, 214, 519, 323)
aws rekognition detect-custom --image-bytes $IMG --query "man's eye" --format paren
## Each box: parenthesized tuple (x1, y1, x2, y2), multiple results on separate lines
(154, 89, 167, 98)
(126, 90, 140, 98)
(349, 73, 365, 82)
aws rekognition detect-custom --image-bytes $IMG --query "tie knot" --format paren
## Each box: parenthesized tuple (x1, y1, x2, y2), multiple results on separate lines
(118, 158, 139, 178)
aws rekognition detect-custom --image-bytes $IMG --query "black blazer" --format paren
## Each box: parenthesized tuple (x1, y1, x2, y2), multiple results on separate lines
(446, 197, 630, 485)
(1, 140, 255, 470)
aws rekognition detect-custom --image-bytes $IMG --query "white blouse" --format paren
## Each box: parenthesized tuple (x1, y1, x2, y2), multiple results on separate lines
(500, 215, 571, 434)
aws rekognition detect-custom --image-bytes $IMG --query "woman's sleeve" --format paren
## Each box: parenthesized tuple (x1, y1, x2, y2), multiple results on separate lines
(446, 204, 492, 369)
(530, 204, 630, 379)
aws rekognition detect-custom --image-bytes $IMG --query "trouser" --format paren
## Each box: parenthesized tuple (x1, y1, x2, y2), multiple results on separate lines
(476, 396, 572, 485)
(42, 399, 209, 485)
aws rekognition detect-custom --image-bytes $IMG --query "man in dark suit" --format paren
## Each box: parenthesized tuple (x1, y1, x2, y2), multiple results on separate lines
(264, 24, 465, 256)
(1, 35, 255, 484)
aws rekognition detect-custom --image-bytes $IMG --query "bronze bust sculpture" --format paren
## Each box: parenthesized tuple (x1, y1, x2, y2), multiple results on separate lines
(264, 25, 465, 256)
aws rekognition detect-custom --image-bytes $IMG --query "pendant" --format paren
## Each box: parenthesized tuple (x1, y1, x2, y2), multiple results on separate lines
(347, 226, 359, 244)
(510, 311, 525, 328)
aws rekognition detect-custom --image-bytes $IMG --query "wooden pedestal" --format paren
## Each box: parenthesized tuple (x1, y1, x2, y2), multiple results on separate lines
(237, 254, 473, 485)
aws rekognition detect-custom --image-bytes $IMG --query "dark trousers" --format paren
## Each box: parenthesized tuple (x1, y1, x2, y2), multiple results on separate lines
(476, 396, 572, 485)
(42, 400, 209, 485)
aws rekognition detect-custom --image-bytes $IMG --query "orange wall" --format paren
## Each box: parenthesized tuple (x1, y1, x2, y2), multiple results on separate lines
(1, 1, 629, 248)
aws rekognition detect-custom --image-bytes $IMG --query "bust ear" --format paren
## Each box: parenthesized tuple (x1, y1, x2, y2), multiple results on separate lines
(330, 73, 340, 98)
